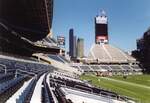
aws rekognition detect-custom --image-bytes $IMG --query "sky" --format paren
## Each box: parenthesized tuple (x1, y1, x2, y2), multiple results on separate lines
(52, 0, 150, 55)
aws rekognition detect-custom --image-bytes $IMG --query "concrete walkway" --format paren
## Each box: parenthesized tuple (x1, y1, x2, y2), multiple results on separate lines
(30, 74, 46, 103)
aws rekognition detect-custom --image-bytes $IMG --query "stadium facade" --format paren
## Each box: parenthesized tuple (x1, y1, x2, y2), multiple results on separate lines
(0, 0, 60, 56)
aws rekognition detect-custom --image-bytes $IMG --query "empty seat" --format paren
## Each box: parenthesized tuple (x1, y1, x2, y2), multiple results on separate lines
(0, 76, 25, 94)
(80, 66, 91, 72)
(121, 65, 132, 72)
(90, 66, 100, 71)
(58, 56, 70, 63)
(100, 66, 110, 70)
(48, 54, 64, 63)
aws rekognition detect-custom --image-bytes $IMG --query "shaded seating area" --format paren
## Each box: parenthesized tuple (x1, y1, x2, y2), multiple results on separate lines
(48, 71, 130, 103)
(49, 72, 125, 99)
(0, 55, 57, 102)
(0, 76, 25, 94)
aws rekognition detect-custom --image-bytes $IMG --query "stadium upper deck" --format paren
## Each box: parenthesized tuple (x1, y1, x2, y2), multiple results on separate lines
(0, 0, 53, 41)
(0, 0, 60, 56)
(87, 44, 136, 64)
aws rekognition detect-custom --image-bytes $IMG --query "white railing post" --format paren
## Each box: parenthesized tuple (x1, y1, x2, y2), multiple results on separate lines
(15, 70, 18, 78)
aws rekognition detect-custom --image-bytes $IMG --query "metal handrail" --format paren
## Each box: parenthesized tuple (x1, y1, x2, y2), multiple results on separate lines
(15, 69, 37, 79)
(0, 64, 7, 74)
(15, 63, 27, 70)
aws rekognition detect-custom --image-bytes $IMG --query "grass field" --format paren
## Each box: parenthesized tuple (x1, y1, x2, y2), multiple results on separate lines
(80, 74, 150, 103)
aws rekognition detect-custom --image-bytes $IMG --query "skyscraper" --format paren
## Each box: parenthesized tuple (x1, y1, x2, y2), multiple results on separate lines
(95, 10, 108, 44)
(69, 29, 74, 57)
(73, 36, 77, 58)
(69, 29, 77, 59)
(132, 27, 150, 73)
(77, 38, 84, 58)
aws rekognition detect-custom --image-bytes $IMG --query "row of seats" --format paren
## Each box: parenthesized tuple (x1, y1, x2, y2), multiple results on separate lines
(91, 44, 110, 60)
(16, 78, 36, 103)
(76, 65, 142, 72)
(53, 87, 73, 103)
(50, 75, 118, 97)
(0, 73, 15, 83)
(53, 70, 76, 79)
(0, 54, 63, 103)
(48, 54, 65, 63)
(48, 54, 70, 64)
(105, 45, 126, 61)
(59, 55, 70, 63)
(0, 56, 56, 102)
(30, 74, 46, 103)
(49, 74, 127, 102)
(0, 76, 25, 94)
(7, 71, 52, 103)
(79, 66, 92, 71)
(0, 57, 52, 75)
(88, 44, 136, 63)
(51, 73, 82, 83)
(6, 77, 36, 103)
(42, 73, 54, 103)
(91, 65, 100, 70)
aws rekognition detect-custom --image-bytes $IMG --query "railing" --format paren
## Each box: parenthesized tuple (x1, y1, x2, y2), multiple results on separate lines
(0, 76, 25, 94)
(0, 64, 7, 74)
(15, 69, 37, 79)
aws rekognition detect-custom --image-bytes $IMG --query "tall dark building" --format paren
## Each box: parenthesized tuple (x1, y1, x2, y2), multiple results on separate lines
(69, 29, 74, 57)
(95, 10, 108, 44)
(132, 28, 150, 73)
(69, 29, 77, 58)
(0, 0, 60, 56)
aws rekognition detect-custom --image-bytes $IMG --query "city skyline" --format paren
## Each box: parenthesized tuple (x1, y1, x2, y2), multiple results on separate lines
(53, 0, 150, 55)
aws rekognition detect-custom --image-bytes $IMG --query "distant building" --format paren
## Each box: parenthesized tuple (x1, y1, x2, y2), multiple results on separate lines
(132, 27, 150, 73)
(73, 36, 77, 58)
(57, 36, 65, 46)
(77, 38, 84, 58)
(69, 29, 77, 59)
(136, 38, 144, 51)
(95, 10, 108, 44)
(87, 10, 138, 65)
(69, 29, 74, 57)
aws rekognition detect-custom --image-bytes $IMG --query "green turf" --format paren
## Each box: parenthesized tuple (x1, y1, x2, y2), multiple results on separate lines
(80, 74, 150, 103)
(110, 75, 150, 86)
